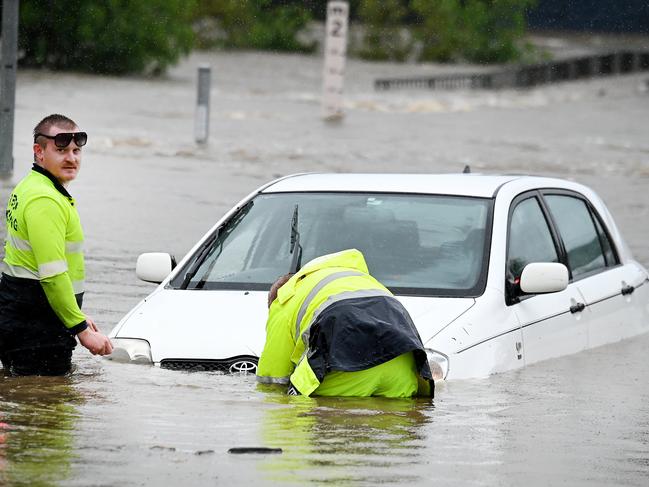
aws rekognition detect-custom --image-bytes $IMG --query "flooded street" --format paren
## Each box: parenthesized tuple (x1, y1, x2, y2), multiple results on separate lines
(2, 40, 649, 485)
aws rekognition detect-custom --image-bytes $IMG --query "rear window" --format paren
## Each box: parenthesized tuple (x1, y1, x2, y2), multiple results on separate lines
(544, 194, 617, 278)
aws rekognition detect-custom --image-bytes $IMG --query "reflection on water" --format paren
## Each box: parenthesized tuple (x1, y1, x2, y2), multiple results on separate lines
(259, 391, 432, 485)
(0, 376, 82, 485)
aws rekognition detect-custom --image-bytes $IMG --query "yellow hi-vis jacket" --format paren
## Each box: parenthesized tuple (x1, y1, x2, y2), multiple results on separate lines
(3, 165, 87, 332)
(257, 249, 433, 397)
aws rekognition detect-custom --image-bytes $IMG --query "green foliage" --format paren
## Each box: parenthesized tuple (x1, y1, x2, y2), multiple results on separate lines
(411, 0, 536, 63)
(356, 0, 411, 61)
(194, 0, 315, 52)
(18, 0, 196, 75)
(409, 0, 460, 62)
(248, 3, 314, 51)
(11, 0, 535, 70)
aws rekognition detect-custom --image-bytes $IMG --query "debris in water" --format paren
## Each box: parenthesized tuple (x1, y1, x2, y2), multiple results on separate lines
(150, 445, 176, 452)
(195, 449, 215, 455)
(228, 447, 283, 454)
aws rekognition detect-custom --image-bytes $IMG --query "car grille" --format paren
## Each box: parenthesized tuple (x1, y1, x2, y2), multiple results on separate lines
(160, 355, 258, 374)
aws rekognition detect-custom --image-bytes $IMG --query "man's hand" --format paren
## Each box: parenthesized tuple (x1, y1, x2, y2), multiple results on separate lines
(85, 315, 99, 332)
(78, 328, 113, 356)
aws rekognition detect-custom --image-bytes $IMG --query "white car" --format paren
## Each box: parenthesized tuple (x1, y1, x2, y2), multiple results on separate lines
(108, 173, 649, 380)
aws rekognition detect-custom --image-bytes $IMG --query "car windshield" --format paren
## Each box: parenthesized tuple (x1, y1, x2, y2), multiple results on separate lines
(170, 192, 492, 296)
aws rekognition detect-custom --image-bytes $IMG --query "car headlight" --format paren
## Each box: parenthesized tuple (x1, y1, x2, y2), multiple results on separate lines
(425, 349, 449, 380)
(105, 338, 153, 365)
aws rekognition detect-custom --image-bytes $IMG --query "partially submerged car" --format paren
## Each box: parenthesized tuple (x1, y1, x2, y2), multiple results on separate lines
(108, 173, 649, 380)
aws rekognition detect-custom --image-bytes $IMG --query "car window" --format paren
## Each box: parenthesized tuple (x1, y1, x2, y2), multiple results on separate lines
(591, 211, 617, 266)
(171, 192, 493, 296)
(544, 195, 607, 278)
(507, 197, 559, 279)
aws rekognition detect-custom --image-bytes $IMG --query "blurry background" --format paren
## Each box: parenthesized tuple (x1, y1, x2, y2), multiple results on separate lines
(3, 0, 648, 76)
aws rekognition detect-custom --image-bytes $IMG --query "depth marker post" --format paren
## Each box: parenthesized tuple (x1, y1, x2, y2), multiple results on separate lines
(322, 1, 349, 121)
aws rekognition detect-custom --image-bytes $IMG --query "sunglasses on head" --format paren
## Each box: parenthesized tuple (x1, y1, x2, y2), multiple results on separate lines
(34, 131, 88, 148)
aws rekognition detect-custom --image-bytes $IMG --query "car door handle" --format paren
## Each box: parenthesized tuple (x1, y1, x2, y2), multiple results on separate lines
(570, 302, 586, 314)
(621, 285, 635, 296)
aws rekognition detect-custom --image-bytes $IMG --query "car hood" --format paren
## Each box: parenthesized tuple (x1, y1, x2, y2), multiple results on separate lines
(113, 289, 475, 362)
(399, 295, 475, 343)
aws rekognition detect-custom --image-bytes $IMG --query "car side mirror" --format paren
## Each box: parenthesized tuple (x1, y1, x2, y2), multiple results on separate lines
(519, 262, 569, 294)
(136, 252, 174, 284)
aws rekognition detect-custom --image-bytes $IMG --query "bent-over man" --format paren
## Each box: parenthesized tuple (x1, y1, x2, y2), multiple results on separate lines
(257, 248, 433, 397)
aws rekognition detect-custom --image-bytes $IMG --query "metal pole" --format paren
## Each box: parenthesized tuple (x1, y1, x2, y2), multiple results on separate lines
(0, 0, 19, 177)
(322, 1, 349, 121)
(195, 64, 211, 144)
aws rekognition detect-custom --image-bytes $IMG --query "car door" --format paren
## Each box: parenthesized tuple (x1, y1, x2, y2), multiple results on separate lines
(542, 192, 647, 347)
(506, 193, 589, 365)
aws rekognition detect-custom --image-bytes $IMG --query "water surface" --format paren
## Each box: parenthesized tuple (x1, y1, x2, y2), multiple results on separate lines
(1, 45, 649, 485)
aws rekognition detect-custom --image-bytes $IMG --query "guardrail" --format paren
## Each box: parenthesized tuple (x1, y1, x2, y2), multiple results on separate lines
(374, 51, 649, 91)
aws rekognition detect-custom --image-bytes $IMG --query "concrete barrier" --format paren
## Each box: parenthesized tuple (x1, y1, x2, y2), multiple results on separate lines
(374, 51, 649, 91)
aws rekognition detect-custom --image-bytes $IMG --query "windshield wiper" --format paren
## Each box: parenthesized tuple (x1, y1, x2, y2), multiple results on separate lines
(179, 201, 254, 289)
(289, 204, 302, 273)
(179, 231, 219, 289)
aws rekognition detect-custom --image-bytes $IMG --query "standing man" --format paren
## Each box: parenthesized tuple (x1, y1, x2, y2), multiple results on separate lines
(0, 114, 113, 375)
(257, 249, 434, 397)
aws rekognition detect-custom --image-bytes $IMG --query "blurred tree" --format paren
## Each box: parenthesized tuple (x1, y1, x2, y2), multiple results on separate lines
(194, 0, 315, 52)
(411, 0, 536, 63)
(295, 0, 535, 63)
(409, 0, 461, 62)
(18, 0, 196, 75)
(356, 0, 411, 61)
(10, 0, 537, 70)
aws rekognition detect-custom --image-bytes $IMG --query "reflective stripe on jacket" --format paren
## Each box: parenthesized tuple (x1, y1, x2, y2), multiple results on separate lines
(3, 165, 86, 330)
(256, 249, 432, 396)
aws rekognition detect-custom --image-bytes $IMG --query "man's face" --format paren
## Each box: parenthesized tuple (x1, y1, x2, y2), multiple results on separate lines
(34, 124, 83, 185)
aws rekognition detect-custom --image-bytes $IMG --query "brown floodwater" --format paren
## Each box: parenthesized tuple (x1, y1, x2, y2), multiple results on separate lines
(1, 40, 649, 485)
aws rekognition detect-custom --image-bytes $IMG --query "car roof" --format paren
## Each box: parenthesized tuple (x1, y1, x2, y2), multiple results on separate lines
(262, 173, 536, 198)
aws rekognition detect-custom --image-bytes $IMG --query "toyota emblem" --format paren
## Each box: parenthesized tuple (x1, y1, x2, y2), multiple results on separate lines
(229, 360, 257, 374)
